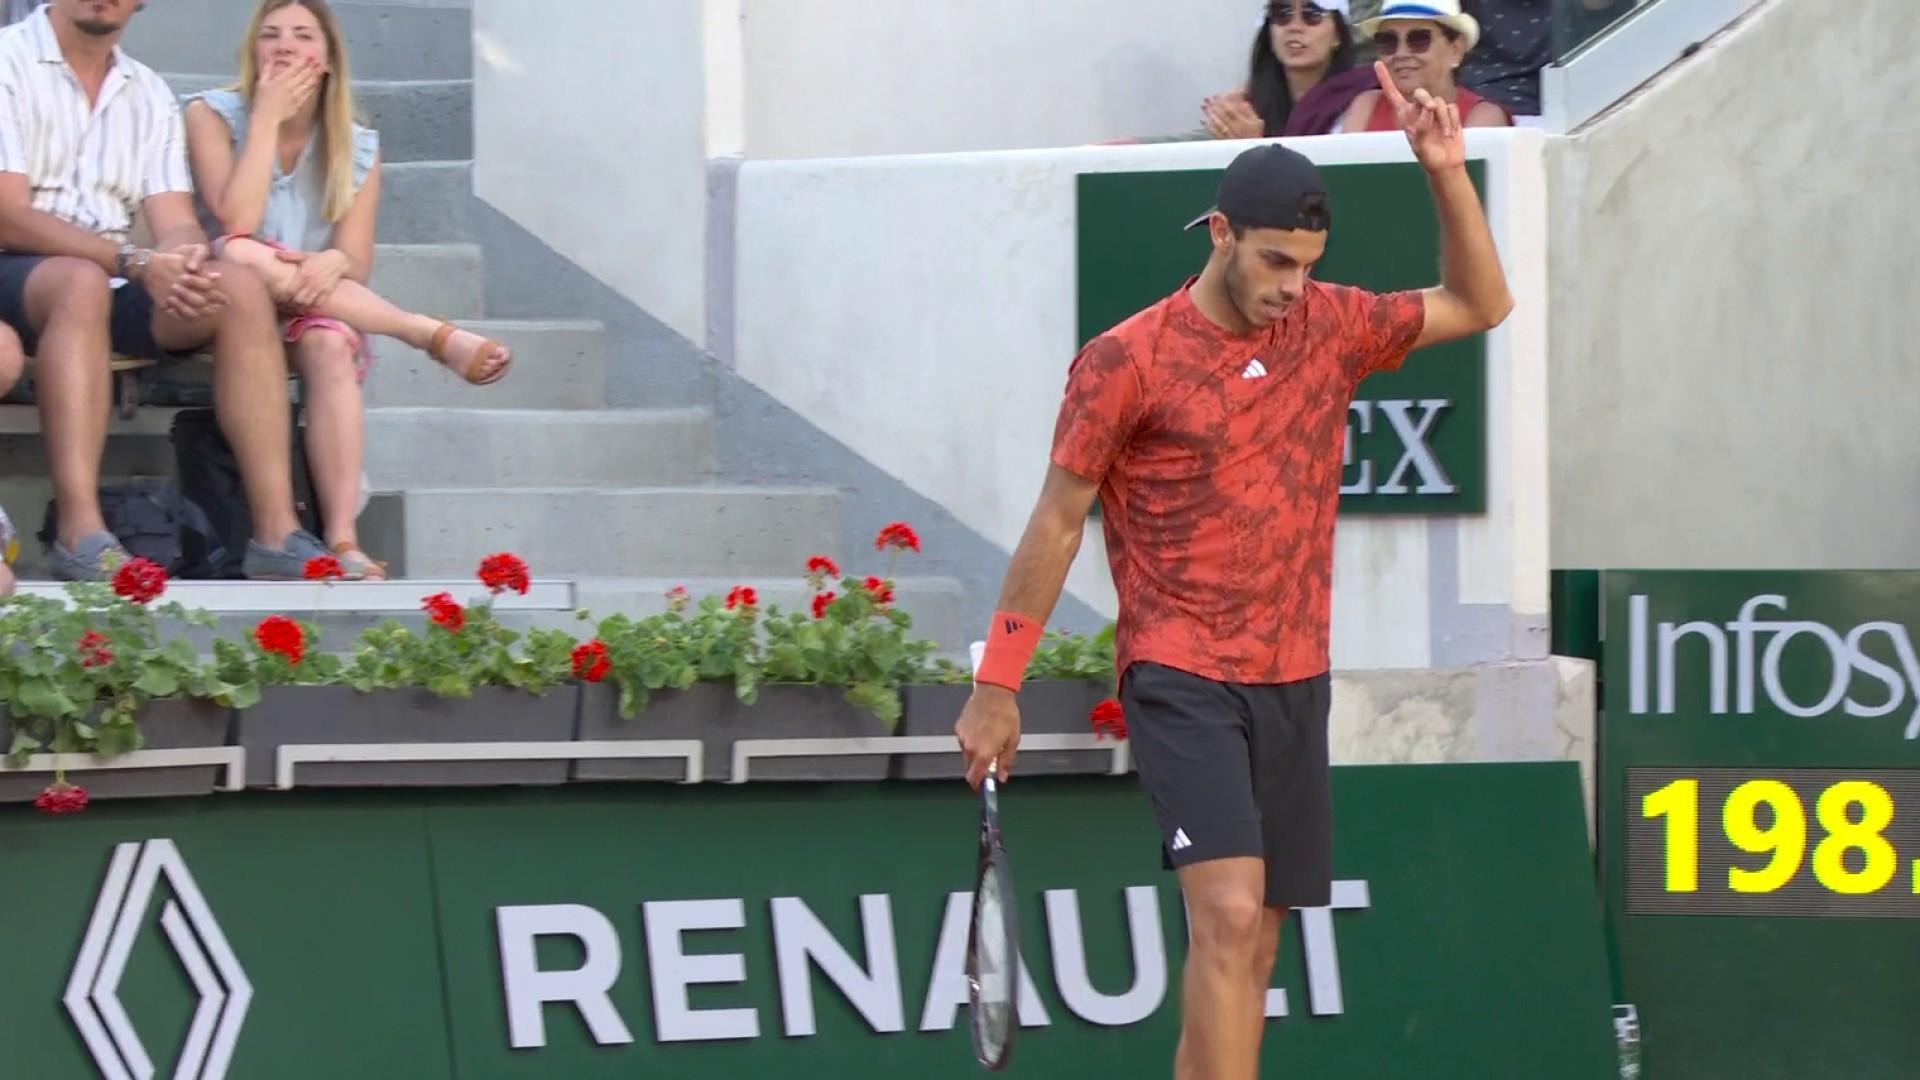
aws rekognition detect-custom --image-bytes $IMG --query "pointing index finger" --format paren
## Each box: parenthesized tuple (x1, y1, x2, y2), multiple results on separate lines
(1373, 60, 1408, 110)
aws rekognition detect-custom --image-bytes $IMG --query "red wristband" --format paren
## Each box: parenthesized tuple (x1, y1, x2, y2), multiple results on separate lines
(976, 611, 1043, 691)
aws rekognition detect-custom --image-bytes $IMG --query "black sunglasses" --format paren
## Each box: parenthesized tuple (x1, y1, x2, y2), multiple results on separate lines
(1372, 27, 1455, 54)
(1266, 3, 1330, 27)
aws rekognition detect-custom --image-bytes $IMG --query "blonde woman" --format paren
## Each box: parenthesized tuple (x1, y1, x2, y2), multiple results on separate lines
(184, 0, 511, 580)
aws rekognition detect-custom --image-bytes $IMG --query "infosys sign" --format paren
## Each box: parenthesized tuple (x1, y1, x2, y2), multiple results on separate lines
(1624, 592, 1920, 738)
(1, 773, 1615, 1077)
(1617, 575, 1920, 740)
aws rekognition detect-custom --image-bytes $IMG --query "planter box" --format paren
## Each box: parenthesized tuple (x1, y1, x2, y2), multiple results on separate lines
(573, 683, 891, 784)
(0, 698, 231, 802)
(895, 680, 1116, 780)
(237, 686, 578, 789)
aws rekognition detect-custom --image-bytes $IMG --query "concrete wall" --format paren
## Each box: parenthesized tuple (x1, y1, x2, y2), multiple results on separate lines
(736, 0, 1253, 158)
(473, 0, 709, 347)
(731, 130, 1552, 671)
(1549, 0, 1920, 570)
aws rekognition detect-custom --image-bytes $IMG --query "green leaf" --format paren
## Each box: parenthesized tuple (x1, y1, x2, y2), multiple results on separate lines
(134, 663, 180, 699)
(224, 681, 262, 711)
(15, 676, 78, 720)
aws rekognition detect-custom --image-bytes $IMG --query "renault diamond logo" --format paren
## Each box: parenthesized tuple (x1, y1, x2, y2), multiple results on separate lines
(67, 839, 252, 1079)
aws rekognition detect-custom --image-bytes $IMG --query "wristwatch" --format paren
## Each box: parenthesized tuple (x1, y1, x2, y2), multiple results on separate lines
(115, 242, 152, 280)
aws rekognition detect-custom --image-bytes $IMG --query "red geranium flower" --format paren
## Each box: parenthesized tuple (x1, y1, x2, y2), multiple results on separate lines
(303, 555, 345, 581)
(725, 585, 758, 611)
(1090, 698, 1128, 741)
(479, 552, 531, 595)
(572, 640, 611, 683)
(875, 521, 922, 553)
(423, 592, 466, 632)
(805, 554, 840, 581)
(255, 615, 305, 665)
(111, 557, 167, 604)
(863, 575, 894, 606)
(77, 630, 113, 669)
(34, 781, 89, 815)
(665, 586, 691, 613)
(811, 591, 837, 619)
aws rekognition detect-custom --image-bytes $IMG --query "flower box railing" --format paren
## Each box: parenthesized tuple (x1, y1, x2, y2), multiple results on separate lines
(1, 522, 1130, 813)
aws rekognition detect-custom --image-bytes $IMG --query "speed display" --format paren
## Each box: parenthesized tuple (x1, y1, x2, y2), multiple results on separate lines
(1626, 767, 1920, 918)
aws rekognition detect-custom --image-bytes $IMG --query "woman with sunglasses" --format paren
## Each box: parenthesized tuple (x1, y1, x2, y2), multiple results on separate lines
(1338, 0, 1512, 134)
(1199, 1, 1359, 141)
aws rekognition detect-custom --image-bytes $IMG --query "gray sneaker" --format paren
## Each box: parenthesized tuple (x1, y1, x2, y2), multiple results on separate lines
(241, 529, 333, 580)
(48, 531, 129, 582)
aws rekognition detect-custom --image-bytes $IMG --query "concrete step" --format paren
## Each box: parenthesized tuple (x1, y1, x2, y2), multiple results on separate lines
(379, 161, 473, 243)
(569, 575, 971, 653)
(365, 407, 714, 489)
(161, 76, 472, 164)
(364, 319, 606, 410)
(124, 0, 472, 81)
(395, 486, 843, 579)
(369, 243, 483, 320)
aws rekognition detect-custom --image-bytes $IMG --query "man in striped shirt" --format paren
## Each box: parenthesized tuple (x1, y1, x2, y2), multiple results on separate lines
(0, 0, 330, 580)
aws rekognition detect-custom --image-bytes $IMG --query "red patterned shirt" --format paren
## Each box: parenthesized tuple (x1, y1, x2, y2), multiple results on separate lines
(1051, 277, 1426, 685)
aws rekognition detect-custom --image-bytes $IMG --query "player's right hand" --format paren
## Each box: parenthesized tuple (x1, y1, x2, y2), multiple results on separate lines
(955, 685, 1021, 790)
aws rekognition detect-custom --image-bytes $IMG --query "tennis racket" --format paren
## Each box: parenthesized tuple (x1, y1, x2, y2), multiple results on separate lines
(965, 640, 1020, 1070)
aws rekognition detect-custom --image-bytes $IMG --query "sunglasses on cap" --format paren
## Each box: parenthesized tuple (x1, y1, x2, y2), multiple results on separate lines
(1266, 3, 1330, 27)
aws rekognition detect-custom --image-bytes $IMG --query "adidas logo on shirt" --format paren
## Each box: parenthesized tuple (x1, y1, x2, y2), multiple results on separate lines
(1240, 358, 1268, 380)
(1171, 828, 1193, 851)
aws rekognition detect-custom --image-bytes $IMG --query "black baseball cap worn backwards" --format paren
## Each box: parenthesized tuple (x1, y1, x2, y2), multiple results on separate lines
(1183, 143, 1331, 233)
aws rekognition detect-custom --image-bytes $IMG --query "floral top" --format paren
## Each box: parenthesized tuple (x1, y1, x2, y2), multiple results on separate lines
(187, 87, 379, 251)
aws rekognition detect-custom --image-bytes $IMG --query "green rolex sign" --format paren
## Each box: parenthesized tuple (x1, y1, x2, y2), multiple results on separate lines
(0, 768, 1612, 1077)
(1076, 162, 1488, 514)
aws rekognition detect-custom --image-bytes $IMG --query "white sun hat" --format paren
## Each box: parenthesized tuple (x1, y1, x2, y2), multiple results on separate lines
(1357, 0, 1482, 51)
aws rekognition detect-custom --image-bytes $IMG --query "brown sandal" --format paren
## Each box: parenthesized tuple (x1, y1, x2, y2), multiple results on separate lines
(331, 541, 389, 582)
(427, 321, 511, 386)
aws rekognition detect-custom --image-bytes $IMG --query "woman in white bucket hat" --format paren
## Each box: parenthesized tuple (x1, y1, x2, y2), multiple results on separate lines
(1339, 0, 1513, 132)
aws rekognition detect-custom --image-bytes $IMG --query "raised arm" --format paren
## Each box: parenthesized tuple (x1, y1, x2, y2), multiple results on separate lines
(1371, 62, 1514, 348)
(185, 62, 321, 236)
(183, 99, 269, 236)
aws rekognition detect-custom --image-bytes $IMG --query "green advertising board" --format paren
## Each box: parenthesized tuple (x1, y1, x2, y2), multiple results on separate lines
(0, 767, 1614, 1077)
(1076, 161, 1488, 514)
(1600, 571, 1920, 1079)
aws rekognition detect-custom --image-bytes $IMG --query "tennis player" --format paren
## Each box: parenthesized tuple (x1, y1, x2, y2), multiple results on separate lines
(955, 62, 1513, 1079)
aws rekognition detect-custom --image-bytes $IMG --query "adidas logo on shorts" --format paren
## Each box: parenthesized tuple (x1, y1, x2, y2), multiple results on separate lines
(1170, 828, 1193, 851)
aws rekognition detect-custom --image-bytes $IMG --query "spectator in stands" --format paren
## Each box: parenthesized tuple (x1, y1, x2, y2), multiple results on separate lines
(1456, 0, 1549, 117)
(0, 0, 334, 581)
(184, 0, 512, 581)
(1340, 0, 1513, 132)
(1199, 2, 1359, 140)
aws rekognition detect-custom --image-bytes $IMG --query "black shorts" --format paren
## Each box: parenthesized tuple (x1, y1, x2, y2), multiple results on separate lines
(1120, 661, 1333, 909)
(0, 252, 194, 362)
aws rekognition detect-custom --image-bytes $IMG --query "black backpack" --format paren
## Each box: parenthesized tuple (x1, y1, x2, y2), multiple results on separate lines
(36, 477, 225, 578)
(170, 406, 322, 579)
